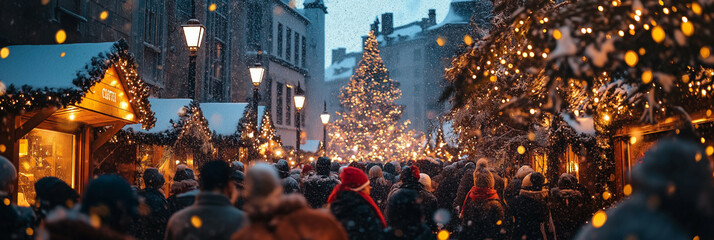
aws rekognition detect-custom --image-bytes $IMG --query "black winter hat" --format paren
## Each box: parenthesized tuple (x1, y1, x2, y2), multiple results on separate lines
(173, 167, 195, 182)
(522, 172, 545, 191)
(80, 175, 138, 232)
(34, 177, 79, 214)
(275, 159, 290, 178)
(316, 157, 331, 176)
(143, 168, 164, 189)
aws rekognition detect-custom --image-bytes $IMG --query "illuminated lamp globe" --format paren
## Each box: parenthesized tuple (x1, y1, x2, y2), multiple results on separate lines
(294, 83, 305, 111)
(249, 62, 265, 87)
(182, 19, 205, 52)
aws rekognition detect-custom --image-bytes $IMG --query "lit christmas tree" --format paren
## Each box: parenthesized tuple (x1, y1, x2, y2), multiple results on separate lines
(258, 111, 283, 160)
(237, 101, 260, 162)
(329, 31, 423, 162)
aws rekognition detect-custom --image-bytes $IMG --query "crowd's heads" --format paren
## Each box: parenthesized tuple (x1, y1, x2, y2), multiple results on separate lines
(245, 163, 282, 202)
(475, 158, 489, 171)
(390, 161, 401, 172)
(0, 155, 17, 194)
(34, 176, 79, 217)
(80, 175, 138, 232)
(232, 161, 245, 172)
(386, 189, 422, 228)
(173, 165, 195, 182)
(199, 160, 233, 192)
(348, 161, 367, 173)
(339, 167, 370, 191)
(419, 173, 433, 192)
(522, 172, 545, 191)
(632, 138, 712, 205)
(557, 173, 577, 189)
(368, 165, 384, 180)
(142, 168, 164, 189)
(473, 168, 495, 189)
(231, 170, 245, 186)
(400, 165, 421, 184)
(383, 161, 396, 175)
(275, 159, 290, 178)
(302, 164, 314, 175)
(330, 161, 341, 173)
(316, 157, 332, 176)
(516, 165, 535, 179)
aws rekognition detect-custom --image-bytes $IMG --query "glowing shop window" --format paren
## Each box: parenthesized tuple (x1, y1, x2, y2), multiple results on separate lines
(534, 154, 547, 175)
(17, 129, 75, 207)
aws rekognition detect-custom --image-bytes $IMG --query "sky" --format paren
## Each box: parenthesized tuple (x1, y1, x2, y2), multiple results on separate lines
(293, 0, 452, 68)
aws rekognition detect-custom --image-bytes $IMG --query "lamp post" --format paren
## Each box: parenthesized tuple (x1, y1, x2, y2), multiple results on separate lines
(320, 101, 330, 155)
(249, 62, 265, 123)
(293, 82, 305, 164)
(182, 19, 205, 100)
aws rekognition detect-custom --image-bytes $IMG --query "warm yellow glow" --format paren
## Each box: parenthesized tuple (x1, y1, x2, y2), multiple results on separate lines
(489, 75, 497, 82)
(436, 37, 446, 46)
(552, 29, 562, 40)
(630, 136, 637, 144)
(701, 47, 711, 59)
(99, 11, 109, 20)
(681, 21, 694, 36)
(68, 114, 76, 121)
(191, 215, 202, 228)
(692, 2, 702, 15)
(623, 184, 633, 196)
(60, 52, 66, 57)
(125, 113, 134, 120)
(706, 146, 714, 156)
(625, 51, 638, 67)
(701, 137, 706, 144)
(120, 101, 129, 109)
(592, 210, 607, 228)
(517, 145, 526, 155)
(651, 26, 665, 43)
(602, 191, 611, 200)
(209, 3, 217, 11)
(55, 29, 67, 44)
(603, 114, 611, 122)
(641, 70, 652, 84)
(0, 47, 8, 59)
(437, 230, 450, 240)
(463, 35, 473, 45)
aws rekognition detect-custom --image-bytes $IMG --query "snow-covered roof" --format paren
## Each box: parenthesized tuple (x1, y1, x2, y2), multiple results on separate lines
(201, 103, 266, 136)
(325, 54, 359, 82)
(301, 140, 321, 153)
(376, 22, 425, 43)
(125, 98, 193, 133)
(0, 42, 116, 90)
(428, 0, 475, 30)
(561, 113, 596, 135)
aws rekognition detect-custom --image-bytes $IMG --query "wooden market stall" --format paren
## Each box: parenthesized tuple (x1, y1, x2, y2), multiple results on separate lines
(0, 40, 155, 206)
(109, 98, 213, 186)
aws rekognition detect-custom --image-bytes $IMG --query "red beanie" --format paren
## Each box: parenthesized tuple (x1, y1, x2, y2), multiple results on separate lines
(339, 167, 369, 190)
(302, 164, 313, 174)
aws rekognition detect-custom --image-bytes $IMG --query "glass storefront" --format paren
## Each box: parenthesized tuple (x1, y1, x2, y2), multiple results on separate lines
(17, 128, 75, 207)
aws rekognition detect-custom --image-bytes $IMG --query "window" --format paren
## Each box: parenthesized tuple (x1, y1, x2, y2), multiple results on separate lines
(205, 0, 229, 101)
(177, 0, 194, 17)
(247, 3, 262, 46)
(286, 85, 292, 125)
(286, 28, 292, 62)
(18, 129, 76, 207)
(302, 36, 307, 67)
(277, 23, 283, 57)
(143, 0, 162, 45)
(276, 82, 283, 125)
(294, 32, 300, 65)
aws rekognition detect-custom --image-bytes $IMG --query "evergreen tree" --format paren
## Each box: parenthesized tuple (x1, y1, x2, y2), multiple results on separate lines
(329, 31, 422, 162)
(238, 101, 260, 162)
(258, 111, 283, 160)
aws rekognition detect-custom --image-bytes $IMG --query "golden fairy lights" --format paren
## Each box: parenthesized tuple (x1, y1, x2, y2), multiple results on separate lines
(55, 29, 67, 44)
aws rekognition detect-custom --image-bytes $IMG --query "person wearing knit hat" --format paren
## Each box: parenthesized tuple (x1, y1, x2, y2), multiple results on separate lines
(303, 157, 341, 209)
(136, 167, 170, 239)
(505, 165, 536, 205)
(510, 171, 551, 240)
(329, 167, 387, 240)
(34, 176, 80, 221)
(301, 164, 314, 178)
(386, 165, 439, 232)
(459, 168, 505, 240)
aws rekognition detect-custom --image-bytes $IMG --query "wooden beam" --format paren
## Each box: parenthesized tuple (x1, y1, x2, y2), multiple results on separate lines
(15, 107, 58, 139)
(91, 122, 127, 152)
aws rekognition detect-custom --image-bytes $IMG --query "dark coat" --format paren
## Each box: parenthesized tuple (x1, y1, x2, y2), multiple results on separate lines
(329, 190, 386, 240)
(0, 198, 34, 240)
(165, 192, 246, 240)
(549, 187, 588, 240)
(42, 216, 135, 240)
(369, 177, 391, 211)
(387, 182, 439, 231)
(232, 194, 348, 240)
(303, 174, 340, 208)
(460, 198, 506, 240)
(435, 172, 460, 211)
(167, 189, 199, 214)
(132, 188, 169, 240)
(503, 178, 522, 205)
(453, 164, 476, 213)
(509, 189, 550, 240)
(281, 176, 301, 194)
(383, 224, 435, 240)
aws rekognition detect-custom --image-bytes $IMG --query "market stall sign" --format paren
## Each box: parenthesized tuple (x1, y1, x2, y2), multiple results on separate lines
(76, 66, 137, 123)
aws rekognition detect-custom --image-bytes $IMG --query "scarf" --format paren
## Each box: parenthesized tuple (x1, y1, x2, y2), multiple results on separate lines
(328, 183, 387, 228)
(460, 186, 499, 216)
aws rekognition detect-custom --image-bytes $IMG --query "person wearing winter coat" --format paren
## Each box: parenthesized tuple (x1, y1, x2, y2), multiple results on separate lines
(435, 165, 460, 210)
(33, 176, 79, 224)
(382, 162, 398, 183)
(387, 165, 439, 232)
(0, 156, 35, 240)
(275, 159, 301, 194)
(384, 189, 436, 240)
(167, 166, 199, 214)
(232, 163, 348, 240)
(453, 162, 477, 214)
(576, 138, 714, 240)
(459, 168, 507, 240)
(549, 173, 589, 240)
(303, 157, 341, 208)
(509, 172, 552, 240)
(165, 160, 246, 240)
(133, 168, 170, 240)
(368, 165, 391, 211)
(504, 165, 535, 205)
(419, 173, 434, 192)
(329, 167, 387, 240)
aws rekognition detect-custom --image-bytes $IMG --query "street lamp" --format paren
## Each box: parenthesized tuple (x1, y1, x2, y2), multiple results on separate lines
(293, 82, 305, 164)
(249, 62, 265, 122)
(320, 101, 330, 154)
(182, 19, 205, 100)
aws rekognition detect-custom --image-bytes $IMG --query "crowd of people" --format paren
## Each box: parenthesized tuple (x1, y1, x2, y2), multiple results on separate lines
(1, 137, 713, 240)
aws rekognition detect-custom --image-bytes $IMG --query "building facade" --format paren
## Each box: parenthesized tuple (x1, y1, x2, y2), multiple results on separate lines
(0, 0, 327, 149)
(324, 0, 492, 133)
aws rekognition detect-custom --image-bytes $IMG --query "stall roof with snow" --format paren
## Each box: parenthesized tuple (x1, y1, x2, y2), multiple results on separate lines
(0, 40, 155, 128)
(124, 98, 193, 134)
(561, 112, 596, 136)
(201, 102, 266, 136)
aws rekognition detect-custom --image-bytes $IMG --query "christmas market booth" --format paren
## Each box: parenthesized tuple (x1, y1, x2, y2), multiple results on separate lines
(0, 40, 155, 206)
(202, 102, 281, 163)
(105, 98, 212, 185)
